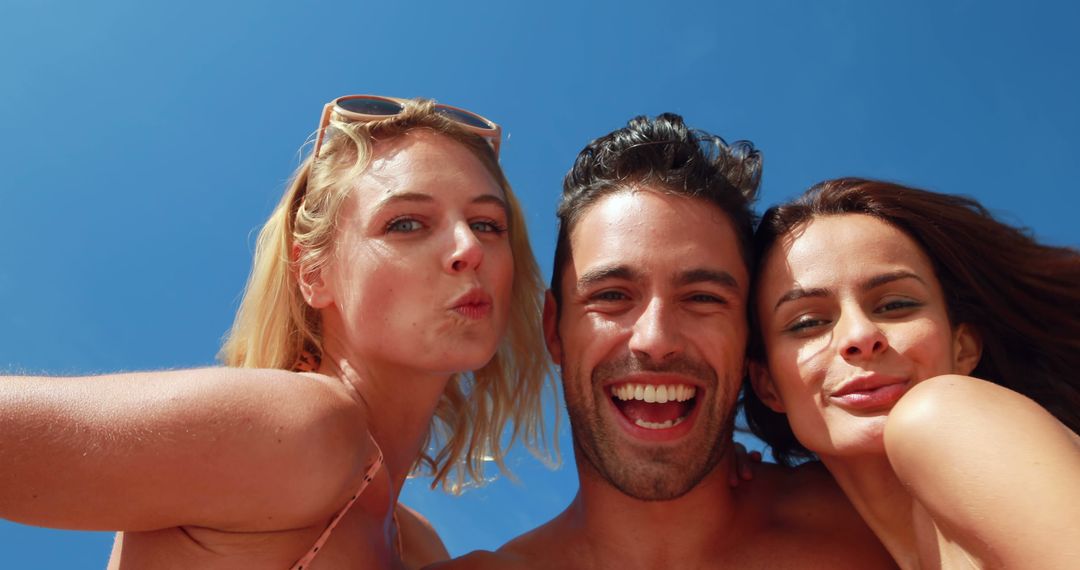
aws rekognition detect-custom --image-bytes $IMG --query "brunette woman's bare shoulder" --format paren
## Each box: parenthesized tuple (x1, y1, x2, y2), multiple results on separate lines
(885, 375, 1080, 568)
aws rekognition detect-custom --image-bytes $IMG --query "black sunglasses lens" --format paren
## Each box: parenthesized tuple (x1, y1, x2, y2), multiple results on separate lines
(436, 106, 493, 130)
(337, 97, 404, 116)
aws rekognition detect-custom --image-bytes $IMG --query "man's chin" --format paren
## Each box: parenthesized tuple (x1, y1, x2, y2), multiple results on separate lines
(580, 433, 728, 501)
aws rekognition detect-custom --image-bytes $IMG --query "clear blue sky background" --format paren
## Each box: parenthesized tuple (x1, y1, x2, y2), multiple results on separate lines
(2, 0, 1078, 567)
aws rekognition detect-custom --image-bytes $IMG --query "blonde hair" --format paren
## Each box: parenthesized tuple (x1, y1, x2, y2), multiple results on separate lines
(221, 98, 556, 492)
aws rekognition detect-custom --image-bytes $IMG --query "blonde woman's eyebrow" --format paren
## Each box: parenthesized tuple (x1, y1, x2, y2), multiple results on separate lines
(374, 192, 434, 209)
(471, 194, 509, 215)
(372, 192, 507, 214)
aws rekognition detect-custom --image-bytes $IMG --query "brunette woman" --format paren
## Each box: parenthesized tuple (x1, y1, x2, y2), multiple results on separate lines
(746, 178, 1080, 569)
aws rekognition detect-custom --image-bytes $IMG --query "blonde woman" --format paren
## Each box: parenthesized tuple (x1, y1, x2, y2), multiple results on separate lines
(0, 96, 552, 569)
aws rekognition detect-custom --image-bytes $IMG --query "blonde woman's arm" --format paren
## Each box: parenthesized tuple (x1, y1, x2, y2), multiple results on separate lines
(884, 375, 1080, 569)
(0, 368, 374, 533)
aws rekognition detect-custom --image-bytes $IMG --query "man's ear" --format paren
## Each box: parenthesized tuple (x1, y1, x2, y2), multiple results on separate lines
(542, 290, 563, 365)
(749, 361, 786, 413)
(294, 244, 333, 309)
(952, 323, 983, 376)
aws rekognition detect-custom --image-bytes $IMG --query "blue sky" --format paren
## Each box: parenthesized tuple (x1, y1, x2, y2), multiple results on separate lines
(2, 0, 1078, 566)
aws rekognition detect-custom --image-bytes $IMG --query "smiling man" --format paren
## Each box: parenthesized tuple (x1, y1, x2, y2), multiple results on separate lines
(442, 115, 894, 569)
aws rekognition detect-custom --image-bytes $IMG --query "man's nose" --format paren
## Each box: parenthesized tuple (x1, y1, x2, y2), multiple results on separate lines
(628, 297, 683, 362)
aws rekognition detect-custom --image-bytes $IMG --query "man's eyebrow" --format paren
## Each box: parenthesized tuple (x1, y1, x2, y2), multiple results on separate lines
(577, 265, 639, 290)
(676, 268, 740, 291)
(773, 271, 928, 311)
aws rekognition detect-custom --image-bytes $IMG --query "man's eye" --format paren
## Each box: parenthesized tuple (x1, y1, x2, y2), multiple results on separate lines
(688, 293, 726, 304)
(387, 218, 423, 233)
(593, 290, 628, 302)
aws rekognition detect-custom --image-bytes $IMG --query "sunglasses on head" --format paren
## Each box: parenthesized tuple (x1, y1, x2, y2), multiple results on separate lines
(313, 94, 502, 159)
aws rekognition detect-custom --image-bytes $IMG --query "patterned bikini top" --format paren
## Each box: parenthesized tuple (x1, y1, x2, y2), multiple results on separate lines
(289, 448, 385, 570)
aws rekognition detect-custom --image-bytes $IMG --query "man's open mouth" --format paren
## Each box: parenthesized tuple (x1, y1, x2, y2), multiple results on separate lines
(609, 383, 698, 430)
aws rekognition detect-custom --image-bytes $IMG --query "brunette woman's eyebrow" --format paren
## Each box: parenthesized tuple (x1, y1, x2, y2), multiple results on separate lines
(773, 270, 927, 311)
(774, 287, 828, 311)
(862, 270, 925, 290)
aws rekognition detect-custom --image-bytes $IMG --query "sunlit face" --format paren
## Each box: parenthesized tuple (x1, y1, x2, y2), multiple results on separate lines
(546, 188, 748, 500)
(312, 130, 513, 376)
(753, 214, 979, 457)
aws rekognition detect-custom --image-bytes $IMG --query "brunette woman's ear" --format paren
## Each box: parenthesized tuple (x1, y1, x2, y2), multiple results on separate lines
(542, 290, 563, 365)
(952, 323, 983, 376)
(749, 361, 786, 413)
(294, 244, 333, 309)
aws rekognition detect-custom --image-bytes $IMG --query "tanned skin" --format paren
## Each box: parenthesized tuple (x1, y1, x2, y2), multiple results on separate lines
(434, 189, 895, 569)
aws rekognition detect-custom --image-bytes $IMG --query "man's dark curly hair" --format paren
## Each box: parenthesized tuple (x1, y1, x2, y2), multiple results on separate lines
(550, 113, 762, 306)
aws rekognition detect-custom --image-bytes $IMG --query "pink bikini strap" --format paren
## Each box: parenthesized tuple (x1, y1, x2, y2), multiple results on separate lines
(289, 449, 384, 570)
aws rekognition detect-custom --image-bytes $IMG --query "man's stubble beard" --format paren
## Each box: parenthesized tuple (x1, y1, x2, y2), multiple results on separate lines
(563, 354, 739, 501)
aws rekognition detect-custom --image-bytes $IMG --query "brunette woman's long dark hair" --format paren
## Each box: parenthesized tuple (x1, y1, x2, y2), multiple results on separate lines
(744, 178, 1080, 466)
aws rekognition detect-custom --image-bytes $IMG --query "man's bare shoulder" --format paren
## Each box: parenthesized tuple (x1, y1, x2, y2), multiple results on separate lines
(741, 461, 897, 568)
(428, 549, 533, 570)
(429, 512, 569, 570)
(753, 461, 856, 518)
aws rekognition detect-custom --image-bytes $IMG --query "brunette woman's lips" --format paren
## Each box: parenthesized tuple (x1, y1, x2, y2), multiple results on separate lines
(450, 288, 493, 320)
(828, 374, 910, 411)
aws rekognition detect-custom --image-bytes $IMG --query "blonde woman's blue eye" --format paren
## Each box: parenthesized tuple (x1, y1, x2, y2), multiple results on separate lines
(387, 218, 423, 232)
(470, 220, 507, 234)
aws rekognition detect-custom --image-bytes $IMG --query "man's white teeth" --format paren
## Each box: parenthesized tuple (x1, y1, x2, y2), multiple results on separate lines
(633, 417, 687, 430)
(611, 383, 696, 403)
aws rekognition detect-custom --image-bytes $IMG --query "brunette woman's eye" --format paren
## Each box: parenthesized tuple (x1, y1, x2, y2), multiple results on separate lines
(387, 218, 424, 233)
(786, 316, 827, 333)
(875, 299, 922, 314)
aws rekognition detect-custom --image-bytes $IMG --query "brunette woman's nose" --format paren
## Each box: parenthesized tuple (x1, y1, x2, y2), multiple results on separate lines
(837, 311, 888, 360)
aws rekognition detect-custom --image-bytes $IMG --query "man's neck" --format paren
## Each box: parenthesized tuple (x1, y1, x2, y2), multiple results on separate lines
(559, 457, 746, 569)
